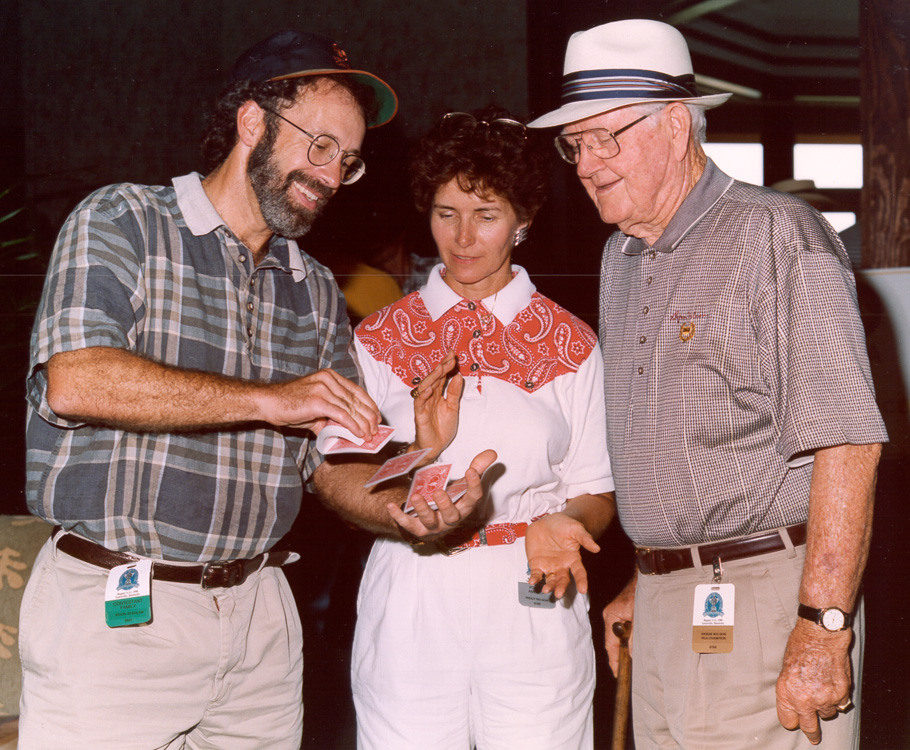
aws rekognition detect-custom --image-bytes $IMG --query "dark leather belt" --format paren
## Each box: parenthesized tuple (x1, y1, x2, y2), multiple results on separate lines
(635, 523, 807, 576)
(54, 527, 296, 589)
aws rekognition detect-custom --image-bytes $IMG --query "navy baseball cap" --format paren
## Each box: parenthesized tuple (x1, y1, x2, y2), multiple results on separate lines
(230, 30, 398, 128)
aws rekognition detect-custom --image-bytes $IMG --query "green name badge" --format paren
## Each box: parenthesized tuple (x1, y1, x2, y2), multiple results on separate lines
(104, 560, 152, 627)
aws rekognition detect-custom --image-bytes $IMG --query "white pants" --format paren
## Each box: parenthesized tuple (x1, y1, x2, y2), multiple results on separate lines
(632, 544, 863, 749)
(18, 536, 304, 750)
(351, 537, 595, 750)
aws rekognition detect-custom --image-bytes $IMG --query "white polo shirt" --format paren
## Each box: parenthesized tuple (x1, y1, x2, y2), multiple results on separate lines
(354, 264, 614, 521)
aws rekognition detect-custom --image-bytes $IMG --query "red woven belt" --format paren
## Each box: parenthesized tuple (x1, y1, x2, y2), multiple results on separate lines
(635, 523, 807, 576)
(437, 522, 529, 556)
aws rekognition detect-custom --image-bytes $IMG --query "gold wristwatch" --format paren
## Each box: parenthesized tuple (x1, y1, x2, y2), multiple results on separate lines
(797, 603, 853, 632)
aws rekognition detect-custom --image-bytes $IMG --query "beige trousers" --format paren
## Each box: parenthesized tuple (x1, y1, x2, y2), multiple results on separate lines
(632, 544, 863, 749)
(18, 535, 304, 750)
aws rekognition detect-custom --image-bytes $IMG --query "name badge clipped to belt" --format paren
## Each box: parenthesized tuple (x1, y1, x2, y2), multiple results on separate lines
(104, 560, 152, 627)
(692, 557, 734, 653)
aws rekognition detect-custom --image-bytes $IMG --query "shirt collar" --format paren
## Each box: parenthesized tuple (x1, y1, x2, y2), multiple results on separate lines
(172, 172, 308, 282)
(621, 158, 734, 256)
(419, 263, 536, 324)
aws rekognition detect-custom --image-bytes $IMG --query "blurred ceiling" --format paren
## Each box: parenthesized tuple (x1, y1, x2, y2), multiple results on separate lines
(672, 0, 859, 104)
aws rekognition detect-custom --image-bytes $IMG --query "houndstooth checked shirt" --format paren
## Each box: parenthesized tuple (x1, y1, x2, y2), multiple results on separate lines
(599, 160, 887, 548)
(26, 173, 358, 561)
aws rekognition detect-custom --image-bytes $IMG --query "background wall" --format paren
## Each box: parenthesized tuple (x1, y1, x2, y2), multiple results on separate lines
(18, 1, 528, 207)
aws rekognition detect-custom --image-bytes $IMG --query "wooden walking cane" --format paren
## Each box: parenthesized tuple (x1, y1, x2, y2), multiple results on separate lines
(611, 620, 632, 750)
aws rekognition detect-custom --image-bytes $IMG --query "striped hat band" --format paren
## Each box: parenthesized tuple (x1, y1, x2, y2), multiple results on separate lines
(562, 69, 699, 104)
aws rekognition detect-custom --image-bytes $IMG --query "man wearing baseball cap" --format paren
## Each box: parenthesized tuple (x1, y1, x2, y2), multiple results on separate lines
(530, 19, 886, 748)
(19, 30, 494, 748)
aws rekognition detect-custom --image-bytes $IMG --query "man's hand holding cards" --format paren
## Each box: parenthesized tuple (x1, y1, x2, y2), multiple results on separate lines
(316, 420, 396, 455)
(385, 448, 498, 542)
(402, 464, 451, 513)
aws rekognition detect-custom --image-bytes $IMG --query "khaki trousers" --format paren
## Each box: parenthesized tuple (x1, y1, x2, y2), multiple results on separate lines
(632, 544, 862, 749)
(18, 536, 304, 750)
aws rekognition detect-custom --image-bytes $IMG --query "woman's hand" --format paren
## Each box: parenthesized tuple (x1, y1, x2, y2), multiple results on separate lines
(526, 511, 601, 599)
(412, 351, 464, 464)
(526, 492, 614, 599)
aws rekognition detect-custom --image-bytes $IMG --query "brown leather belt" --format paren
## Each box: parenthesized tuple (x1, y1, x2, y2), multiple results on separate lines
(635, 523, 807, 576)
(54, 527, 296, 589)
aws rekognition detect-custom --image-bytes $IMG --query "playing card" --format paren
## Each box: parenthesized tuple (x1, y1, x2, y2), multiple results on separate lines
(403, 464, 452, 513)
(445, 478, 468, 502)
(318, 423, 396, 455)
(364, 448, 432, 488)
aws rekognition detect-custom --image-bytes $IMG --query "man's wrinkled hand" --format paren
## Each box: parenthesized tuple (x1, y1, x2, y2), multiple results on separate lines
(776, 619, 853, 745)
(603, 575, 637, 677)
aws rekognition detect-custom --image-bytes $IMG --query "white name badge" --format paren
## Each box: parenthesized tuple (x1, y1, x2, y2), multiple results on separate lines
(692, 583, 735, 653)
(104, 560, 152, 627)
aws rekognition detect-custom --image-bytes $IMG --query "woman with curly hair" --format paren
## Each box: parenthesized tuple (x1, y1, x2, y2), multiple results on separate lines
(351, 107, 616, 749)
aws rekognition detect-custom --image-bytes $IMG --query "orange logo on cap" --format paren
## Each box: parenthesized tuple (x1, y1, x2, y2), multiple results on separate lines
(332, 43, 351, 69)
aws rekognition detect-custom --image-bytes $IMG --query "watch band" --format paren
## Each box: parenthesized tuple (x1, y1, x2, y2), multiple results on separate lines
(797, 603, 853, 631)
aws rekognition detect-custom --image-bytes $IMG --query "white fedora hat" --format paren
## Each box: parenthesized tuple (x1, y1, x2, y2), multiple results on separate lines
(528, 19, 732, 128)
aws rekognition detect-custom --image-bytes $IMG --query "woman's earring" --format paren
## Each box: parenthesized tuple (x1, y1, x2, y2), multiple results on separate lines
(514, 225, 529, 246)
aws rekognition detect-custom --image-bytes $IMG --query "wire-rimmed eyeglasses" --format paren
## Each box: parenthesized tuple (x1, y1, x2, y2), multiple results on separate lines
(554, 113, 650, 164)
(442, 111, 527, 138)
(262, 107, 366, 185)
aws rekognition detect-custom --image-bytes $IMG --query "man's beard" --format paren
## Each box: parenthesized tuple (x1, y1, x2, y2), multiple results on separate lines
(247, 129, 332, 239)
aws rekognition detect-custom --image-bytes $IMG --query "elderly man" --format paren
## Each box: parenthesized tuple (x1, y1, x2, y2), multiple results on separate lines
(20, 29, 492, 749)
(529, 19, 887, 749)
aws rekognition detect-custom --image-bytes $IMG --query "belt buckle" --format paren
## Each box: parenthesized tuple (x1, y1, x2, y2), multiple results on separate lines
(636, 547, 658, 576)
(201, 560, 247, 589)
(435, 540, 469, 557)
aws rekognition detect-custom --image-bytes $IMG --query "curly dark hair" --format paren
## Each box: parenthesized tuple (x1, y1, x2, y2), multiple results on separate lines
(201, 74, 379, 171)
(409, 106, 550, 223)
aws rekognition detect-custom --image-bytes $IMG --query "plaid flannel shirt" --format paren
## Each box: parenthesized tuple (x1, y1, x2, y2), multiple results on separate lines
(26, 173, 358, 561)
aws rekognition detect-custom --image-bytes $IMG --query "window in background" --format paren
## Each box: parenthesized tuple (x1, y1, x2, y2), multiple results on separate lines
(794, 144, 863, 188)
(822, 212, 857, 234)
(703, 143, 764, 185)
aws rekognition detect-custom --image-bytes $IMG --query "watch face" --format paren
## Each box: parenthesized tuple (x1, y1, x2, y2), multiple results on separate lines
(822, 608, 846, 631)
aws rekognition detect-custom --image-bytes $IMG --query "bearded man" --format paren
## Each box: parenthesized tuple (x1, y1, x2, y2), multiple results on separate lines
(19, 30, 493, 749)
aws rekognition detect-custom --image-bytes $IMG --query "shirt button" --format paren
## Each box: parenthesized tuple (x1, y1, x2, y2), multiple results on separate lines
(411, 377, 421, 385)
(472, 329, 481, 338)
(247, 327, 253, 337)
(525, 381, 535, 389)
(638, 366, 644, 375)
(642, 306, 649, 315)
(238, 254, 247, 263)
(639, 336, 646, 344)
(647, 276, 653, 285)
(247, 302, 254, 311)
(467, 302, 476, 310)
(249, 278, 255, 287)
(470, 363, 479, 372)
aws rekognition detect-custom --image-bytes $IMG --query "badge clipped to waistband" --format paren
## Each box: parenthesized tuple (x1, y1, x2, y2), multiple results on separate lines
(692, 556, 734, 653)
(104, 559, 152, 627)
